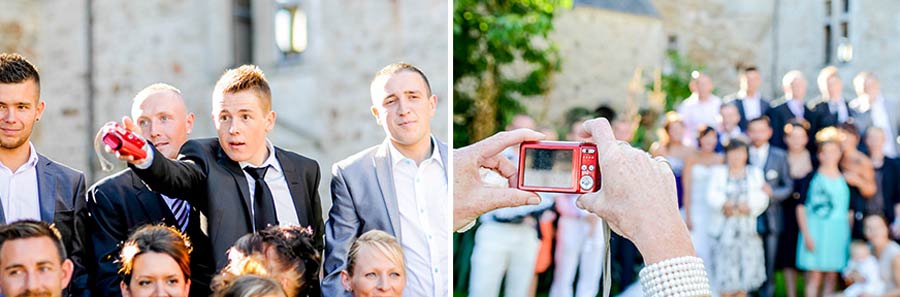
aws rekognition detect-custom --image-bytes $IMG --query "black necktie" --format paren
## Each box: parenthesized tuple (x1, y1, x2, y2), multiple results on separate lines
(244, 165, 278, 231)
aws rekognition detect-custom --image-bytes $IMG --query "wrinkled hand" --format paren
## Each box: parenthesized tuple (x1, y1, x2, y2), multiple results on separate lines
(453, 129, 546, 231)
(102, 116, 149, 166)
(574, 118, 693, 264)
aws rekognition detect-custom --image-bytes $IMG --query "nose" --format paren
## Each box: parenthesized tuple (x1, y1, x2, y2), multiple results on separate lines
(397, 98, 411, 116)
(228, 122, 240, 135)
(24, 271, 40, 292)
(152, 281, 170, 296)
(3, 106, 16, 123)
(148, 120, 162, 139)
(375, 275, 390, 291)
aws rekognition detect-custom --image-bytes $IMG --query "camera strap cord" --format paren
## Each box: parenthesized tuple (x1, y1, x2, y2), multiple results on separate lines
(602, 220, 612, 297)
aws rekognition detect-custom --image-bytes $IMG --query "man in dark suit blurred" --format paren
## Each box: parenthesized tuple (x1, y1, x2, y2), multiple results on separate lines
(747, 116, 793, 297)
(84, 83, 213, 296)
(808, 66, 852, 139)
(850, 72, 900, 157)
(767, 70, 815, 150)
(724, 66, 770, 131)
(0, 53, 88, 296)
(106, 65, 324, 270)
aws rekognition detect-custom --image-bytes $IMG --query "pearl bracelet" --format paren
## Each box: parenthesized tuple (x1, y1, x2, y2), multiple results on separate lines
(639, 256, 711, 297)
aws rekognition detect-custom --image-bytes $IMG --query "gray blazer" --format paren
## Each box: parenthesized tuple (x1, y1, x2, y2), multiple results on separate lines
(849, 96, 900, 138)
(760, 147, 794, 234)
(0, 154, 88, 296)
(322, 138, 448, 295)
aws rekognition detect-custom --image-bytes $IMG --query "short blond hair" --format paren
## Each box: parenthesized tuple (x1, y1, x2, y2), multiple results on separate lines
(372, 62, 432, 97)
(214, 65, 272, 111)
(345, 230, 404, 276)
(131, 83, 183, 117)
(817, 66, 840, 97)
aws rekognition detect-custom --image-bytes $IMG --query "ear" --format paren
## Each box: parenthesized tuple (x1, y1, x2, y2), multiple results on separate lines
(427, 95, 437, 118)
(120, 281, 131, 297)
(340, 270, 352, 291)
(35, 100, 45, 122)
(371, 106, 382, 126)
(60, 259, 74, 289)
(266, 110, 277, 132)
(185, 113, 195, 134)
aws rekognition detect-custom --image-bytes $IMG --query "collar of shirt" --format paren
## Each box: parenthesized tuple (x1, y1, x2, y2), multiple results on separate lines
(238, 139, 282, 173)
(750, 143, 769, 164)
(787, 99, 805, 116)
(0, 142, 39, 174)
(387, 136, 444, 170)
(740, 91, 761, 102)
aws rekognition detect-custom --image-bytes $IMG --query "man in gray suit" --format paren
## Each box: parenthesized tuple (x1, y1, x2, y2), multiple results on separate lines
(850, 72, 900, 158)
(746, 116, 793, 297)
(323, 63, 448, 296)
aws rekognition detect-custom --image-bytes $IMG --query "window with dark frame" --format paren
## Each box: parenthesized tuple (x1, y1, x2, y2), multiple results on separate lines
(233, 0, 253, 66)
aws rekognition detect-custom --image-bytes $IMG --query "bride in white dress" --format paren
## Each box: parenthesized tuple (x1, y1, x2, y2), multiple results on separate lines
(682, 126, 725, 292)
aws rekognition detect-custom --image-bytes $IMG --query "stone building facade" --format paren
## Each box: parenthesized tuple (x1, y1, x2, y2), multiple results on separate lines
(530, 0, 900, 128)
(0, 0, 449, 212)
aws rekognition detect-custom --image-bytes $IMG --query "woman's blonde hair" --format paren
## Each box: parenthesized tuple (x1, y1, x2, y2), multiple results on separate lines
(345, 230, 404, 276)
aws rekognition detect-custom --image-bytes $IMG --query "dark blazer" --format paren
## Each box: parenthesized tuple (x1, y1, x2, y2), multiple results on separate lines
(322, 139, 449, 296)
(808, 96, 852, 133)
(766, 97, 814, 150)
(84, 169, 214, 297)
(0, 154, 89, 296)
(878, 157, 900, 223)
(757, 146, 794, 234)
(130, 138, 323, 269)
(724, 93, 771, 130)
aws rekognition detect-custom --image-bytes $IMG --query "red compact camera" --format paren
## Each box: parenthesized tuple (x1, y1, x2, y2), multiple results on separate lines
(517, 141, 600, 193)
(98, 122, 147, 160)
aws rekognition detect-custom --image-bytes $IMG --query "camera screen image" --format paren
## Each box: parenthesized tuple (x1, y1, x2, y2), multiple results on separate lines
(522, 148, 574, 188)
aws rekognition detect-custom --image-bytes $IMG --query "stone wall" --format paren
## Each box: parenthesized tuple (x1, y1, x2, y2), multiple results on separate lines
(529, 6, 665, 129)
(0, 0, 449, 214)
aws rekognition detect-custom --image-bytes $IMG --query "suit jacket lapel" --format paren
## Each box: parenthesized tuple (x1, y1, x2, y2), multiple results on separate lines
(35, 155, 56, 223)
(275, 148, 309, 226)
(375, 141, 402, 240)
(216, 148, 253, 225)
(131, 171, 175, 225)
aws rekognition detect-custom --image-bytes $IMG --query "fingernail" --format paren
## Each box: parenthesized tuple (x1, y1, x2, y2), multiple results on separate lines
(527, 195, 541, 205)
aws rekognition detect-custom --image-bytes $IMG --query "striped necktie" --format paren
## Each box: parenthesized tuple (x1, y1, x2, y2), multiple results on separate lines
(168, 197, 190, 232)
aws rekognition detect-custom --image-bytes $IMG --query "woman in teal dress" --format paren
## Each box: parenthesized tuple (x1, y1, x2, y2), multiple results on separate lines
(796, 127, 851, 297)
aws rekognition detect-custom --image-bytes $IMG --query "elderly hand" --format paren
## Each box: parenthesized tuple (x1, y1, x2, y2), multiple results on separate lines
(453, 129, 546, 231)
(574, 118, 694, 264)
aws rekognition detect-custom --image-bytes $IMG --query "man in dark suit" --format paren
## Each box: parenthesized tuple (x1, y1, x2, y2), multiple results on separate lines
(107, 65, 323, 270)
(724, 66, 770, 131)
(767, 70, 815, 150)
(323, 63, 449, 296)
(865, 127, 900, 226)
(746, 116, 793, 297)
(0, 53, 88, 296)
(808, 66, 852, 138)
(84, 83, 213, 296)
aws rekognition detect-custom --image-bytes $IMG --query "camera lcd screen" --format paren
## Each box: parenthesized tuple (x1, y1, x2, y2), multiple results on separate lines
(522, 148, 574, 189)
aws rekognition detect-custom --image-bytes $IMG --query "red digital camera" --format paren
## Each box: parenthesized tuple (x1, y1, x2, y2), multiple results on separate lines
(517, 141, 600, 193)
(99, 122, 147, 160)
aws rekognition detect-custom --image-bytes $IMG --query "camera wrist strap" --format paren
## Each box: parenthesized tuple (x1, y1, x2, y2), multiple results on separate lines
(602, 219, 612, 297)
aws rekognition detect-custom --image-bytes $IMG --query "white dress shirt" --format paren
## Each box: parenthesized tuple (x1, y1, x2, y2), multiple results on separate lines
(0, 143, 41, 222)
(871, 97, 898, 157)
(829, 98, 850, 123)
(741, 92, 763, 120)
(238, 140, 300, 227)
(677, 94, 722, 145)
(388, 137, 449, 297)
(749, 143, 770, 170)
(787, 98, 805, 118)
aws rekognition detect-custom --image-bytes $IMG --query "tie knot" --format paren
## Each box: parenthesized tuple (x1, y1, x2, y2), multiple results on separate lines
(244, 165, 270, 180)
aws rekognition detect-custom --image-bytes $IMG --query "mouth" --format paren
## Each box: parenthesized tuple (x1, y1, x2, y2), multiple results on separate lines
(397, 120, 417, 127)
(153, 141, 170, 148)
(227, 141, 246, 150)
(0, 127, 21, 136)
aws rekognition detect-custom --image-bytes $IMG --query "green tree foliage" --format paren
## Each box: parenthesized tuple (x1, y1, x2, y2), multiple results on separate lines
(453, 0, 572, 147)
